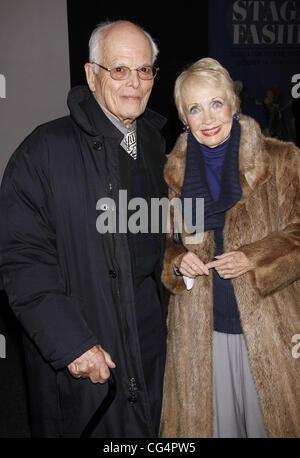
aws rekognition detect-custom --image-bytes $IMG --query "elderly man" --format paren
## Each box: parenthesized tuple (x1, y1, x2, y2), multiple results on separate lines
(0, 21, 167, 437)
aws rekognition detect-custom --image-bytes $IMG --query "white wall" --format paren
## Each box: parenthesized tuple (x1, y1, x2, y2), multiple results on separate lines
(0, 0, 70, 182)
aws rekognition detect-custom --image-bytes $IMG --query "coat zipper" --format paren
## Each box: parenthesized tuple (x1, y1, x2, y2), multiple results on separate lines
(102, 139, 150, 429)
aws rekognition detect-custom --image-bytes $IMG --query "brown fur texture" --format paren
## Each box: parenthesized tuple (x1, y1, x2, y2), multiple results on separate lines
(160, 115, 300, 438)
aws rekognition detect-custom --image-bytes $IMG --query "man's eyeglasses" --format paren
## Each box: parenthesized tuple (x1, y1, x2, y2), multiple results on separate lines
(92, 62, 159, 80)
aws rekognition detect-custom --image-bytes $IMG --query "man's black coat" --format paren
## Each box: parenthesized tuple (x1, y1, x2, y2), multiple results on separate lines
(0, 86, 168, 437)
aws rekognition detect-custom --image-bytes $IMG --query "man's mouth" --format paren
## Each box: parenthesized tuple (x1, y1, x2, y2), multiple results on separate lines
(201, 126, 221, 136)
(122, 95, 140, 101)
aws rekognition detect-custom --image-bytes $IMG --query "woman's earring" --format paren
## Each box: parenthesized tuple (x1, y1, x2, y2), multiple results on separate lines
(232, 113, 239, 121)
(183, 125, 190, 133)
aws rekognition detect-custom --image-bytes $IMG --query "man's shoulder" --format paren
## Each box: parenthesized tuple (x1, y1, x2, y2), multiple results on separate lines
(4, 116, 75, 180)
(142, 108, 167, 131)
(15, 115, 73, 151)
(34, 115, 74, 139)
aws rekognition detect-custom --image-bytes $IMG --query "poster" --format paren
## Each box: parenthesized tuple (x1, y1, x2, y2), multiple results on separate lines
(209, 0, 300, 144)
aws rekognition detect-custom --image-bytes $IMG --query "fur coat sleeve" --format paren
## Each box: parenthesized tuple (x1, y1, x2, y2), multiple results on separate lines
(161, 187, 187, 294)
(239, 141, 300, 296)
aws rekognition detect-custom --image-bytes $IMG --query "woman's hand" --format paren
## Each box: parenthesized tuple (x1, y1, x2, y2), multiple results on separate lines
(205, 251, 254, 279)
(174, 251, 209, 278)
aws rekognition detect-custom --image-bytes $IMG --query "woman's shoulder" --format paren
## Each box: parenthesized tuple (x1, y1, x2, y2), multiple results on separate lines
(239, 114, 300, 165)
(164, 132, 189, 192)
(168, 132, 188, 157)
(263, 132, 300, 169)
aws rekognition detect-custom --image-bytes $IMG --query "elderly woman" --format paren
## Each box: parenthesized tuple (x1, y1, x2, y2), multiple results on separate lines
(160, 58, 300, 438)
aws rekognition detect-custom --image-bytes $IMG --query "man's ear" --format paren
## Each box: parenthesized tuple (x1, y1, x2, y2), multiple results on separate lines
(84, 63, 96, 92)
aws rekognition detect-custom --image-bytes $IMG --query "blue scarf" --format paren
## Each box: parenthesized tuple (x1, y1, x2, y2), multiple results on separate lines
(200, 135, 230, 201)
(181, 119, 242, 233)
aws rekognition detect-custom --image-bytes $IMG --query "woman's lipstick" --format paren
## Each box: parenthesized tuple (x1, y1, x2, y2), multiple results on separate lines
(201, 126, 221, 136)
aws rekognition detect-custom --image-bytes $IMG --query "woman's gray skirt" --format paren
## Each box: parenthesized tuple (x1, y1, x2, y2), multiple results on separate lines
(212, 331, 268, 438)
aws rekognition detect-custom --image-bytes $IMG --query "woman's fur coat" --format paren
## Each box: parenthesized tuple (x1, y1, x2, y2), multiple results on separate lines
(160, 115, 300, 438)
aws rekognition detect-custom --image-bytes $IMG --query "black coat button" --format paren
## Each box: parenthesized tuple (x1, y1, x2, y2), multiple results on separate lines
(109, 270, 117, 279)
(128, 395, 137, 404)
(128, 377, 138, 404)
(93, 141, 102, 150)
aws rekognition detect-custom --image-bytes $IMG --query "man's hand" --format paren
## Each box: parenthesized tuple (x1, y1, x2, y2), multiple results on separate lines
(68, 345, 116, 384)
(205, 251, 254, 279)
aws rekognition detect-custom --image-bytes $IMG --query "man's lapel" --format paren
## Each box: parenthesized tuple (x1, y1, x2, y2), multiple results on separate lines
(137, 118, 167, 198)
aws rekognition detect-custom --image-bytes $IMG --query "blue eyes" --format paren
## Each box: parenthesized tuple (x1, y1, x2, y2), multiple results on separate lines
(213, 100, 223, 108)
(189, 100, 224, 114)
(189, 106, 199, 114)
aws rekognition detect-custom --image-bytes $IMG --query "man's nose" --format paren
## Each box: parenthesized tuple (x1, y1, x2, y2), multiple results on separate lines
(127, 70, 141, 88)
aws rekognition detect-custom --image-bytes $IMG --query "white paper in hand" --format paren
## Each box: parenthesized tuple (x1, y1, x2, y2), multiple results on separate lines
(183, 276, 195, 290)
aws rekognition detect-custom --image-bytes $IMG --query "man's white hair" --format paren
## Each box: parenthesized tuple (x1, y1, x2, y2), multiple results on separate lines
(88, 20, 159, 73)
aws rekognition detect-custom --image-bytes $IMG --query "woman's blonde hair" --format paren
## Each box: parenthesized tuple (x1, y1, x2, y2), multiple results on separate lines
(174, 58, 240, 124)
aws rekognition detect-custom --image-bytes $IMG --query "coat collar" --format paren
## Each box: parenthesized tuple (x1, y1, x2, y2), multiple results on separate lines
(164, 115, 271, 202)
(68, 85, 167, 198)
(136, 113, 167, 198)
(67, 85, 166, 138)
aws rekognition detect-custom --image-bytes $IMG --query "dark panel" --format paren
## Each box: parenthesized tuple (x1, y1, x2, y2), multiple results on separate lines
(0, 291, 30, 437)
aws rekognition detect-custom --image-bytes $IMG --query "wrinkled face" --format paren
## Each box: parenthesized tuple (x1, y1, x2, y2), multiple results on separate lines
(85, 24, 154, 127)
(182, 79, 234, 148)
